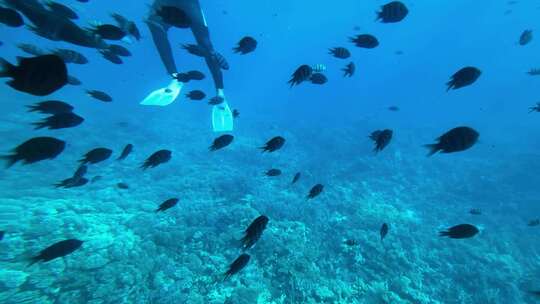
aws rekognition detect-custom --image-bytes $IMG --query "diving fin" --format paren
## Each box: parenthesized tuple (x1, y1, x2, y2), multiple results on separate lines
(212, 101, 234, 132)
(140, 79, 183, 106)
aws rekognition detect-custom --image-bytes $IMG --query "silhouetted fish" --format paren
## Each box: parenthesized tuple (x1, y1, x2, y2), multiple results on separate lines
(350, 34, 379, 48)
(210, 135, 234, 151)
(380, 223, 389, 241)
(439, 224, 479, 239)
(529, 102, 540, 113)
(342, 62, 355, 77)
(28, 239, 83, 266)
(377, 1, 409, 23)
(369, 129, 393, 153)
(0, 6, 23, 27)
(187, 70, 205, 80)
(67, 75, 82, 86)
(292, 172, 301, 184)
(46, 1, 78, 20)
(307, 184, 324, 200)
(27, 100, 73, 115)
(224, 253, 250, 280)
(233, 109, 240, 118)
(288, 65, 313, 87)
(0, 55, 67, 96)
(79, 148, 113, 165)
(469, 208, 482, 215)
(3, 137, 65, 168)
(117, 144, 133, 161)
(528, 219, 540, 227)
(141, 150, 171, 170)
(117, 182, 129, 189)
(87, 90, 112, 102)
(234, 36, 257, 54)
(0, 231, 4, 241)
(310, 73, 328, 85)
(329, 47, 350, 59)
(519, 30, 533, 46)
(156, 198, 178, 212)
(111, 13, 140, 41)
(17, 43, 45, 56)
(528, 68, 540, 76)
(388, 106, 400, 111)
(55, 177, 88, 188)
(265, 169, 282, 177)
(52, 49, 88, 64)
(90, 24, 126, 40)
(100, 49, 123, 65)
(446, 67, 481, 91)
(260, 136, 285, 153)
(107, 44, 131, 57)
(32, 112, 84, 130)
(425, 126, 479, 156)
(240, 215, 269, 250)
(186, 90, 206, 100)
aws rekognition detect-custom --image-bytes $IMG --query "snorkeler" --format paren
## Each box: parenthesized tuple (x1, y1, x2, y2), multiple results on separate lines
(141, 0, 233, 132)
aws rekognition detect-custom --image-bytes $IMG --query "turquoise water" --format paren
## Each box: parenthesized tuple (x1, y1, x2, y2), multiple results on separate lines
(1, 0, 540, 303)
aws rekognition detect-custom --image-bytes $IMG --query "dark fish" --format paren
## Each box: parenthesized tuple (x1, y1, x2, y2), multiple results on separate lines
(307, 184, 324, 200)
(187, 70, 205, 81)
(292, 172, 301, 184)
(117, 182, 129, 189)
(183, 44, 207, 57)
(46, 1, 78, 20)
(380, 223, 389, 241)
(240, 215, 269, 250)
(79, 148, 113, 165)
(469, 208, 482, 215)
(329, 47, 350, 59)
(157, 6, 191, 28)
(156, 198, 178, 212)
(17, 43, 45, 56)
(67, 75, 82, 86)
(344, 239, 359, 246)
(87, 90, 112, 102)
(3, 137, 65, 168)
(260, 136, 285, 153)
(107, 44, 131, 57)
(208, 96, 224, 105)
(425, 126, 479, 156)
(100, 49, 123, 65)
(395, 50, 404, 55)
(141, 149, 172, 170)
(224, 253, 250, 280)
(439, 224, 479, 239)
(310, 73, 328, 85)
(342, 62, 355, 77)
(350, 34, 379, 48)
(233, 36, 257, 54)
(28, 239, 83, 266)
(173, 72, 190, 82)
(377, 1, 409, 23)
(0, 55, 68, 96)
(387, 106, 400, 111)
(528, 219, 540, 227)
(210, 135, 234, 151)
(528, 68, 540, 76)
(111, 13, 140, 41)
(446, 67, 481, 91)
(117, 144, 133, 161)
(0, 231, 4, 241)
(369, 129, 393, 153)
(52, 49, 88, 64)
(288, 65, 313, 87)
(519, 30, 533, 46)
(0, 6, 23, 27)
(73, 165, 87, 180)
(529, 102, 540, 113)
(186, 90, 206, 100)
(27, 100, 73, 115)
(90, 24, 126, 40)
(233, 109, 240, 118)
(54, 177, 88, 188)
(265, 169, 282, 176)
(33, 112, 84, 130)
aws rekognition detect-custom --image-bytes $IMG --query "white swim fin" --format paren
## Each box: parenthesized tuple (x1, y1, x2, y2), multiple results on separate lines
(212, 101, 234, 132)
(140, 80, 183, 106)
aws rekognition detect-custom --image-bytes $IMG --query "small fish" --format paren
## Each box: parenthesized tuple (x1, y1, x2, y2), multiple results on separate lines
(212, 52, 229, 70)
(111, 13, 140, 41)
(32, 112, 84, 130)
(387, 106, 400, 112)
(329, 47, 350, 59)
(0, 231, 4, 241)
(529, 102, 540, 113)
(376, 1, 409, 23)
(292, 172, 301, 184)
(469, 208, 482, 215)
(234, 36, 257, 54)
(210, 135, 234, 151)
(182, 44, 207, 57)
(350, 34, 379, 48)
(54, 177, 88, 188)
(67, 75, 82, 86)
(117, 182, 129, 189)
(233, 109, 240, 118)
(79, 148, 113, 165)
(342, 62, 355, 77)
(156, 6, 191, 28)
(100, 49, 123, 64)
(27, 100, 74, 115)
(446, 67, 481, 91)
(208, 96, 224, 105)
(73, 165, 87, 181)
(369, 129, 393, 153)
(17, 43, 45, 56)
(3, 137, 65, 168)
(107, 44, 131, 57)
(380, 223, 389, 241)
(240, 215, 269, 250)
(156, 198, 179, 212)
(265, 169, 282, 177)
(260, 136, 285, 153)
(288, 65, 313, 87)
(425, 126, 479, 156)
(28, 239, 83, 266)
(528, 219, 540, 227)
(307, 184, 324, 200)
(528, 68, 540, 76)
(344, 239, 359, 246)
(0, 6, 23, 27)
(439, 224, 479, 239)
(0, 55, 67, 96)
(46, 1, 78, 20)
(224, 253, 250, 280)
(310, 73, 328, 85)
(117, 144, 133, 161)
(90, 24, 126, 40)
(186, 70, 205, 81)
(87, 90, 113, 102)
(141, 149, 172, 170)
(186, 90, 206, 101)
(519, 30, 533, 46)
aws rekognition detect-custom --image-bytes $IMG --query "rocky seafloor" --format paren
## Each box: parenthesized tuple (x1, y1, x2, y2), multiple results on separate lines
(0, 109, 539, 304)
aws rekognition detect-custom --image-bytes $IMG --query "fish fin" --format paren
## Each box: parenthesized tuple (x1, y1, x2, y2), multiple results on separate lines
(424, 144, 440, 157)
(31, 120, 47, 130)
(438, 231, 449, 237)
(1, 154, 18, 168)
(27, 256, 40, 267)
(0, 58, 14, 78)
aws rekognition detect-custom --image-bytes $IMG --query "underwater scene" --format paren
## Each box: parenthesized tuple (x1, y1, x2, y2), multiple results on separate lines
(0, 0, 540, 303)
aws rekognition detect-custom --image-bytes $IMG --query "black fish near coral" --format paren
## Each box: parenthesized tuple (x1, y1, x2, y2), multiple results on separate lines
(234, 36, 257, 54)
(350, 34, 379, 48)
(439, 224, 479, 239)
(0, 55, 68, 96)
(117, 144, 133, 161)
(307, 184, 324, 200)
(156, 198, 179, 212)
(87, 90, 113, 102)
(446, 67, 481, 91)
(377, 1, 409, 23)
(425, 126, 479, 156)
(79, 148, 113, 165)
(329, 47, 350, 59)
(342, 62, 355, 77)
(32, 112, 84, 130)
(224, 253, 250, 280)
(27, 100, 73, 115)
(240, 215, 269, 250)
(265, 169, 282, 177)
(210, 135, 234, 151)
(380, 223, 389, 241)
(369, 129, 393, 153)
(28, 239, 83, 266)
(141, 150, 172, 170)
(3, 137, 65, 168)
(260, 136, 285, 153)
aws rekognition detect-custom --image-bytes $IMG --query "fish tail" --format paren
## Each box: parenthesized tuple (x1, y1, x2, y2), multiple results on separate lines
(0, 58, 14, 78)
(424, 144, 440, 157)
(27, 256, 40, 267)
(438, 231, 449, 237)
(1, 154, 18, 168)
(31, 121, 47, 130)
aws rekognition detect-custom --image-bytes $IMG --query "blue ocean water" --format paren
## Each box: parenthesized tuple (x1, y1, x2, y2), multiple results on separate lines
(0, 0, 540, 303)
